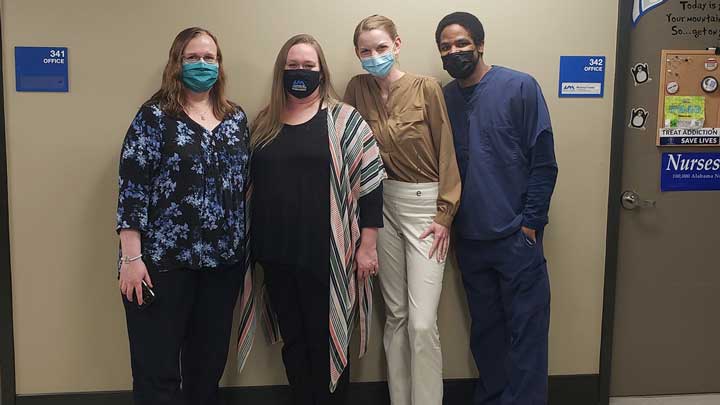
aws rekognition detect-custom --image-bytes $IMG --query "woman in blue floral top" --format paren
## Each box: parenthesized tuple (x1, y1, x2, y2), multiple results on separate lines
(116, 27, 249, 405)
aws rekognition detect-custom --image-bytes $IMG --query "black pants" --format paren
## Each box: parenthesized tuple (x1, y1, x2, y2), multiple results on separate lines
(122, 263, 245, 405)
(262, 262, 350, 405)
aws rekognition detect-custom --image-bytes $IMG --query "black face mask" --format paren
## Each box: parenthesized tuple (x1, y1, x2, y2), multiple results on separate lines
(283, 69, 321, 99)
(441, 51, 479, 80)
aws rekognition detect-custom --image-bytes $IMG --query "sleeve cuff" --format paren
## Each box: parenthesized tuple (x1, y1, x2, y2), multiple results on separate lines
(434, 211, 454, 228)
(359, 218, 384, 229)
(116, 223, 144, 235)
(522, 217, 547, 231)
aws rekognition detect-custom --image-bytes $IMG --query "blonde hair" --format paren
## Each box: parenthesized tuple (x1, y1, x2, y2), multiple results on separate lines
(250, 34, 339, 149)
(353, 15, 399, 48)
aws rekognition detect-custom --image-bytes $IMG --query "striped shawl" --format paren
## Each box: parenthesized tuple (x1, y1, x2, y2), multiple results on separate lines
(236, 101, 386, 391)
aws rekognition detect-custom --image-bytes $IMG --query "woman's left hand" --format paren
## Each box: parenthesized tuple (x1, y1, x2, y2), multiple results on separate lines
(356, 241, 379, 283)
(420, 221, 450, 262)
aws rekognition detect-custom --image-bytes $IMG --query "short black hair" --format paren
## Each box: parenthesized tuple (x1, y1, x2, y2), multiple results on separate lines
(435, 12, 485, 47)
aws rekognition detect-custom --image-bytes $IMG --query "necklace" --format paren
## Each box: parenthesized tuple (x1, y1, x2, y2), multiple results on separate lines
(187, 104, 212, 121)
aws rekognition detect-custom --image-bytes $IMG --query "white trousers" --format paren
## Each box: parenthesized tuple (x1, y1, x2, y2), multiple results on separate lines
(378, 180, 445, 405)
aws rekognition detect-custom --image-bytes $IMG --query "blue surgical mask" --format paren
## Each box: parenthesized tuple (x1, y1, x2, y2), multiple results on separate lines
(182, 61, 219, 93)
(361, 51, 395, 78)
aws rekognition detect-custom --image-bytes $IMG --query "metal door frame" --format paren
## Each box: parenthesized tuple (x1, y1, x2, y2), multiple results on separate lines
(0, 7, 17, 405)
(599, 0, 639, 404)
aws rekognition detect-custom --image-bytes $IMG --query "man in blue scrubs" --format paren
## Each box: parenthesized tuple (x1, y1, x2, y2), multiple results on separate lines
(435, 12, 558, 405)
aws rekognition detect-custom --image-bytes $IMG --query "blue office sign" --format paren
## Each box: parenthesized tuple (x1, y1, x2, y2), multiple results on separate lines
(559, 56, 606, 98)
(661, 152, 720, 191)
(15, 46, 68, 92)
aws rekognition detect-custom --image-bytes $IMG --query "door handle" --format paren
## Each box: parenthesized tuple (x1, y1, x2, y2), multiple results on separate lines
(621, 190, 656, 210)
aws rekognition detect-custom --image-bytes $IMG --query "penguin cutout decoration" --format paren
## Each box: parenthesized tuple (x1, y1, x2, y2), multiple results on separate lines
(631, 63, 651, 86)
(629, 108, 649, 130)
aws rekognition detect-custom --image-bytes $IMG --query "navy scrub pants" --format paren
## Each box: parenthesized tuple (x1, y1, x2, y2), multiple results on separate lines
(455, 229, 551, 405)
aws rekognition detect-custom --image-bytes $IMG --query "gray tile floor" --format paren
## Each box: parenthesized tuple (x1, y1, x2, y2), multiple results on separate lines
(611, 395, 720, 405)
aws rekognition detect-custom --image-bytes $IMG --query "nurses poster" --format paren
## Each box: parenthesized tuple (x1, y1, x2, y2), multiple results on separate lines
(661, 152, 720, 191)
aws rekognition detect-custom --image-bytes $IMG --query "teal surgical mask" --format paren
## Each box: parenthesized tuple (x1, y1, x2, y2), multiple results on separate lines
(361, 51, 395, 78)
(182, 61, 219, 93)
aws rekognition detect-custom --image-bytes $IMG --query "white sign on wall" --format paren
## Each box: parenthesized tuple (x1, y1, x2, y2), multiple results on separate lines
(632, 0, 669, 25)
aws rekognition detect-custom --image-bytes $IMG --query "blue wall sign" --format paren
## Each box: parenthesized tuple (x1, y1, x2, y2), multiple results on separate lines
(661, 152, 720, 191)
(558, 56, 606, 98)
(15, 47, 68, 92)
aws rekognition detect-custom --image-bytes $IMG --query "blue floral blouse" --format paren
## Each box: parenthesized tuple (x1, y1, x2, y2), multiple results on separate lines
(116, 103, 249, 270)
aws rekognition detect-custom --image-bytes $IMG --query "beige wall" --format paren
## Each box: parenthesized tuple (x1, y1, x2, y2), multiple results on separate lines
(2, 0, 618, 395)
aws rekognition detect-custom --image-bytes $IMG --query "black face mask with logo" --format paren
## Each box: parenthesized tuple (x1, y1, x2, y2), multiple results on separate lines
(283, 69, 321, 99)
(441, 50, 479, 80)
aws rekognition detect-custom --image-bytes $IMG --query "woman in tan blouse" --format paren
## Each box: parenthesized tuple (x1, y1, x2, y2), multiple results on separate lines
(343, 15, 461, 405)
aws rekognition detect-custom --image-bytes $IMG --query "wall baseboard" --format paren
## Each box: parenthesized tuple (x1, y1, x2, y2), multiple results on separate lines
(15, 374, 598, 405)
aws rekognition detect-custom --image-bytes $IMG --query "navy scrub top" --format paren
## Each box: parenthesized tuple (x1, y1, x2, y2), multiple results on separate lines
(443, 66, 557, 240)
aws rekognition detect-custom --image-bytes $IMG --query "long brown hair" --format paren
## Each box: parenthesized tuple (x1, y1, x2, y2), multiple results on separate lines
(147, 27, 235, 119)
(250, 34, 339, 150)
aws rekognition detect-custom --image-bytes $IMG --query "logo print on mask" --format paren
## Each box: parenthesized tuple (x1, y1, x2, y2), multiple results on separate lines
(629, 107, 649, 130)
(292, 80, 307, 92)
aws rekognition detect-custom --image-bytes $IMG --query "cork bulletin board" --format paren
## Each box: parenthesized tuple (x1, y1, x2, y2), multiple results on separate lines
(657, 49, 720, 146)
